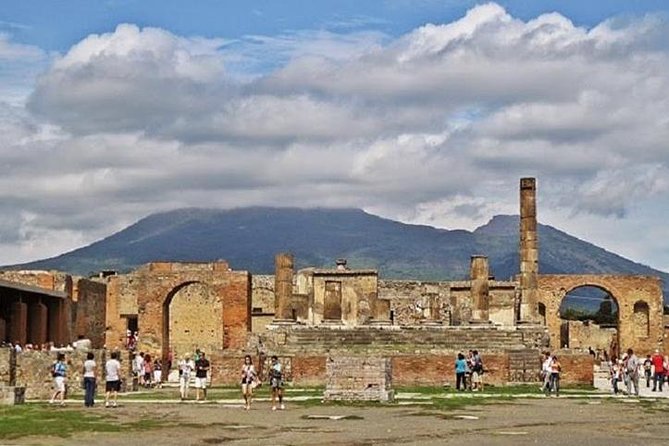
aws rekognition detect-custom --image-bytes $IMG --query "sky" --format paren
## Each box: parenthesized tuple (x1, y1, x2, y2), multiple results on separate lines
(1, 1, 668, 273)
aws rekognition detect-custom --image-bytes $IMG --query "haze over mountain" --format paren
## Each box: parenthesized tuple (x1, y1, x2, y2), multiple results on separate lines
(5, 208, 668, 302)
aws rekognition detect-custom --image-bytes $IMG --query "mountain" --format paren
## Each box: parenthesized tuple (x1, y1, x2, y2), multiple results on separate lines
(4, 208, 668, 300)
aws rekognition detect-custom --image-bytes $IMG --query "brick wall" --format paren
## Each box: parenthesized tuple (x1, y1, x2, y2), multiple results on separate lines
(555, 351, 594, 385)
(72, 279, 107, 348)
(391, 353, 509, 387)
(324, 356, 393, 402)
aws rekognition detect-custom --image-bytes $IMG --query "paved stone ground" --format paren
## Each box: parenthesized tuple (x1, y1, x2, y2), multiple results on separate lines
(13, 393, 669, 446)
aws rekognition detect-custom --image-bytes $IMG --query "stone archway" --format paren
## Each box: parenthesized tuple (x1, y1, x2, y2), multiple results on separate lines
(558, 285, 619, 356)
(162, 281, 223, 364)
(537, 275, 663, 354)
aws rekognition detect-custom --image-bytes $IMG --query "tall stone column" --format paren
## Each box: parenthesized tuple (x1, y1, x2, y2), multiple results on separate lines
(28, 300, 48, 346)
(9, 300, 28, 346)
(470, 256, 490, 322)
(519, 177, 539, 322)
(274, 253, 294, 321)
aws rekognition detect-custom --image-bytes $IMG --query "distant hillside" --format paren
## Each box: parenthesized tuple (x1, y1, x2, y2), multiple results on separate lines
(5, 208, 668, 300)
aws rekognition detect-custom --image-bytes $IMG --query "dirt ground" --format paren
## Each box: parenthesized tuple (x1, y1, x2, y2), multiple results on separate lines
(10, 398, 669, 446)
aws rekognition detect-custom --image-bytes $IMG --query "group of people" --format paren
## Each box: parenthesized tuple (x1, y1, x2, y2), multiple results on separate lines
(610, 348, 669, 396)
(50, 349, 286, 411)
(454, 350, 484, 391)
(49, 351, 122, 408)
(132, 352, 164, 389)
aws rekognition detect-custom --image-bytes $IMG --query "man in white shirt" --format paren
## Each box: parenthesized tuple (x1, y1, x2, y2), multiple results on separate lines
(542, 352, 553, 395)
(178, 354, 195, 400)
(105, 351, 122, 408)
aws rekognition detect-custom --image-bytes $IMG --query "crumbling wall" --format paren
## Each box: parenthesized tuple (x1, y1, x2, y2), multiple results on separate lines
(72, 279, 107, 348)
(561, 320, 616, 351)
(169, 282, 221, 359)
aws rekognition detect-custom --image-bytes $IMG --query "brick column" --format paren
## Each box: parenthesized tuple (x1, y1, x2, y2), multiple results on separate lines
(519, 177, 539, 322)
(28, 300, 48, 346)
(274, 253, 294, 321)
(470, 255, 490, 322)
(9, 300, 28, 346)
(48, 300, 63, 346)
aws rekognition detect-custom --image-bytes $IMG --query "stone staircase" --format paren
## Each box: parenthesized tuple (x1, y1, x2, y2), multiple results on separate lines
(265, 325, 545, 354)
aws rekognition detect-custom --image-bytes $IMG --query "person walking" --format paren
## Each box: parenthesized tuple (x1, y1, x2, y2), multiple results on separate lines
(470, 350, 484, 391)
(49, 353, 67, 405)
(454, 353, 468, 391)
(651, 349, 664, 392)
(179, 354, 195, 401)
(195, 351, 210, 401)
(542, 352, 553, 396)
(83, 352, 97, 407)
(269, 355, 285, 410)
(105, 351, 122, 408)
(624, 348, 640, 397)
(241, 355, 258, 410)
(643, 355, 653, 388)
(549, 355, 561, 397)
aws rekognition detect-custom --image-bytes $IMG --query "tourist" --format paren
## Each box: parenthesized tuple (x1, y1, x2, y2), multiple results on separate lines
(49, 352, 67, 405)
(651, 349, 664, 391)
(133, 352, 145, 388)
(609, 356, 620, 394)
(269, 355, 285, 410)
(241, 354, 258, 410)
(454, 353, 468, 391)
(104, 351, 122, 408)
(623, 348, 639, 397)
(195, 351, 210, 401)
(542, 352, 553, 395)
(470, 350, 484, 391)
(549, 355, 561, 397)
(143, 354, 153, 388)
(14, 342, 22, 354)
(153, 358, 162, 388)
(643, 355, 653, 388)
(83, 352, 97, 407)
(179, 354, 195, 400)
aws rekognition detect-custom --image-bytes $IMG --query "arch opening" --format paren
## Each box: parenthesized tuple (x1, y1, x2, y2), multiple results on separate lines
(559, 285, 619, 359)
(162, 281, 222, 367)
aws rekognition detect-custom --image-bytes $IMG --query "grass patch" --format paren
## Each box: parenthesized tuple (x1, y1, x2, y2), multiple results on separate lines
(0, 405, 167, 439)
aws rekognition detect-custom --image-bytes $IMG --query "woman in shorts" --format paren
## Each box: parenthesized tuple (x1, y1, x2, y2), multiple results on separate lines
(240, 355, 257, 410)
(50, 353, 67, 405)
(143, 354, 153, 388)
(269, 355, 285, 411)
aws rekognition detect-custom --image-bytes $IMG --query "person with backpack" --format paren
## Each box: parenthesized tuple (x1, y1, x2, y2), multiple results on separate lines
(49, 353, 67, 405)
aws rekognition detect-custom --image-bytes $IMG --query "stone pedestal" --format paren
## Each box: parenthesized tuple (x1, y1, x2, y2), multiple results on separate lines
(0, 386, 25, 405)
(324, 356, 394, 402)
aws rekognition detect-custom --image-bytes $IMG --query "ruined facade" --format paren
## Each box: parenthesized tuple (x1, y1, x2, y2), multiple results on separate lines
(0, 177, 665, 391)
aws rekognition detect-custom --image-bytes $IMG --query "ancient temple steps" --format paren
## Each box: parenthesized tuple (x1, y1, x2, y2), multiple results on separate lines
(269, 325, 545, 353)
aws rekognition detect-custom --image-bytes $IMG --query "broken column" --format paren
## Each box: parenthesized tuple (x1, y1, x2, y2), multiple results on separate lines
(9, 300, 27, 346)
(470, 255, 490, 322)
(519, 177, 539, 322)
(274, 253, 295, 321)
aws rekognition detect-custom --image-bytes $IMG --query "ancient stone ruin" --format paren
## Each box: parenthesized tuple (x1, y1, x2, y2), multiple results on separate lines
(0, 178, 664, 396)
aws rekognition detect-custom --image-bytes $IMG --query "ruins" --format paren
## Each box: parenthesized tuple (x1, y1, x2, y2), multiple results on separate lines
(0, 177, 665, 393)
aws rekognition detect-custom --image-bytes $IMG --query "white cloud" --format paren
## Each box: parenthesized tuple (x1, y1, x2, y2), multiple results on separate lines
(1, 4, 669, 271)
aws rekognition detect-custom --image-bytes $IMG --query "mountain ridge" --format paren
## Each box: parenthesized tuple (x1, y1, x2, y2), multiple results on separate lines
(4, 207, 667, 301)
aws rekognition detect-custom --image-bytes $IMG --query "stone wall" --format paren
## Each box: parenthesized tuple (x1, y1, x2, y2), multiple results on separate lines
(14, 349, 108, 399)
(0, 270, 70, 292)
(561, 320, 616, 351)
(72, 279, 107, 348)
(251, 275, 275, 314)
(324, 356, 393, 402)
